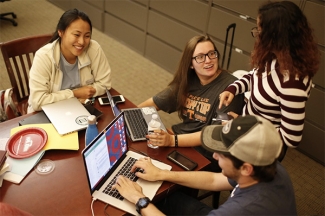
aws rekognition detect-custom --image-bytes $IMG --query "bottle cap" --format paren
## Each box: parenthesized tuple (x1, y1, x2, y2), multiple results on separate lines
(87, 115, 97, 124)
(152, 114, 158, 120)
(149, 114, 160, 128)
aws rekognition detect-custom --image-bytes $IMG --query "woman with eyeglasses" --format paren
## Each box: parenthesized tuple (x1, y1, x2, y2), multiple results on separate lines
(28, 9, 111, 113)
(139, 35, 244, 167)
(219, 1, 320, 161)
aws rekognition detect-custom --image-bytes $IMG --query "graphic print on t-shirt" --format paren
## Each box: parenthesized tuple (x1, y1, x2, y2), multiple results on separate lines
(183, 94, 211, 122)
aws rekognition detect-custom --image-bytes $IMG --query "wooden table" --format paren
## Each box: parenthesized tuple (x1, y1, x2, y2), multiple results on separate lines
(0, 88, 210, 215)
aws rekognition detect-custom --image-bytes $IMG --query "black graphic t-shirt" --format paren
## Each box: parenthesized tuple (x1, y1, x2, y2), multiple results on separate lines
(153, 70, 245, 134)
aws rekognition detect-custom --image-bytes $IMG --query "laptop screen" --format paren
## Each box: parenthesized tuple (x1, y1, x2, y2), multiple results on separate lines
(106, 89, 121, 117)
(83, 112, 128, 192)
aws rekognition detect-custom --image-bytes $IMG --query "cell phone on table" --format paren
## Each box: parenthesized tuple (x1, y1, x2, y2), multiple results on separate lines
(212, 112, 234, 125)
(167, 150, 198, 171)
(84, 104, 103, 119)
(98, 95, 125, 105)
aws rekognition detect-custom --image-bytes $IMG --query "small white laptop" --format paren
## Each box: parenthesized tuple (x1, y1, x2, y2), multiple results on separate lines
(106, 89, 167, 142)
(41, 97, 91, 135)
(82, 112, 171, 215)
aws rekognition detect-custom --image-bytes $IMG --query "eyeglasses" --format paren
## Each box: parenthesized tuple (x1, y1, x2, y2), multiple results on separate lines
(251, 27, 261, 38)
(192, 51, 218, 64)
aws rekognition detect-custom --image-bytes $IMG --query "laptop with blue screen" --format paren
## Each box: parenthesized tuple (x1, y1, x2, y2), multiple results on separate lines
(82, 112, 171, 215)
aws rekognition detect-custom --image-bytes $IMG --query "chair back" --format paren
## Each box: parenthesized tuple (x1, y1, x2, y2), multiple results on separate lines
(0, 34, 52, 115)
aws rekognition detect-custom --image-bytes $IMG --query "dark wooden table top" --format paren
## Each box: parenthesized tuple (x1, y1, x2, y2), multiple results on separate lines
(0, 88, 210, 215)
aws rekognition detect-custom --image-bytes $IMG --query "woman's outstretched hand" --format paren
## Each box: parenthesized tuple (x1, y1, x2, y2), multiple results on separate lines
(218, 91, 234, 109)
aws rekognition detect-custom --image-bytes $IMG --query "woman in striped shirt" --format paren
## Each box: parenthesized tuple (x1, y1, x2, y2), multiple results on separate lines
(219, 1, 320, 161)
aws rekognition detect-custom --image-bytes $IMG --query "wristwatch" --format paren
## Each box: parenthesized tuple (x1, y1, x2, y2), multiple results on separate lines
(136, 197, 150, 215)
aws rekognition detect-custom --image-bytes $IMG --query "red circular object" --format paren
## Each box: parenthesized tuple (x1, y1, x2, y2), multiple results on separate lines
(6, 127, 48, 159)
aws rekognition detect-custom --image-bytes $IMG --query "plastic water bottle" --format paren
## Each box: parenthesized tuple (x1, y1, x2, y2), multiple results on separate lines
(147, 114, 161, 149)
(85, 115, 99, 147)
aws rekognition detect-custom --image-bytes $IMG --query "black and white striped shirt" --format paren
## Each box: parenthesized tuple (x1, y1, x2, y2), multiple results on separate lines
(226, 60, 313, 147)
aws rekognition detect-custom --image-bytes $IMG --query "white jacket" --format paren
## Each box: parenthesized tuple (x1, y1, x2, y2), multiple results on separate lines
(28, 39, 112, 113)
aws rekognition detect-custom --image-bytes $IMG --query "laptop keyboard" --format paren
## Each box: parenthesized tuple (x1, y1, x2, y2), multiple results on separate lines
(103, 157, 144, 200)
(124, 109, 148, 140)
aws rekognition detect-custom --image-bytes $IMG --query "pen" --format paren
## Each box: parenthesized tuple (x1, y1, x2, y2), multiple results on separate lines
(129, 147, 165, 163)
(139, 150, 148, 157)
(130, 147, 148, 157)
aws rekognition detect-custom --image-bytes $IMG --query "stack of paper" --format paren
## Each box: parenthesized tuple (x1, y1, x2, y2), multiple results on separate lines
(0, 138, 10, 186)
(0, 162, 10, 187)
(4, 151, 44, 184)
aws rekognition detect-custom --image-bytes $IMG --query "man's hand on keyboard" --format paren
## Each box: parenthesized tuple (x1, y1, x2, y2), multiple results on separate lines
(112, 175, 145, 204)
(131, 157, 163, 182)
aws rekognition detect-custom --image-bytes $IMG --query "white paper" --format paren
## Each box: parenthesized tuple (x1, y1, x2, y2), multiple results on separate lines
(0, 163, 11, 187)
(0, 138, 9, 150)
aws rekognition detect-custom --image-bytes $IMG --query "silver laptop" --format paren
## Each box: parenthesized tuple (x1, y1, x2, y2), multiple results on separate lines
(82, 112, 171, 215)
(106, 89, 167, 142)
(41, 97, 91, 135)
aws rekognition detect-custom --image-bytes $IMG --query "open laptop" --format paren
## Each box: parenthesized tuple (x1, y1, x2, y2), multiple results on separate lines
(82, 112, 171, 215)
(41, 97, 91, 135)
(106, 89, 167, 142)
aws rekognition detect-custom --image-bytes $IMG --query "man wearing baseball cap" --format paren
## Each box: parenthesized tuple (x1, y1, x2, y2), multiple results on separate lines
(113, 115, 297, 215)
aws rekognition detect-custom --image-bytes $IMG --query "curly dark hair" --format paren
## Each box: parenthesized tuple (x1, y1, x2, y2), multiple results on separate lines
(252, 1, 320, 78)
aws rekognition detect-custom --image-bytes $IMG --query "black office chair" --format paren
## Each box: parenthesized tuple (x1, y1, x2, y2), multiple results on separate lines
(0, 0, 18, 26)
